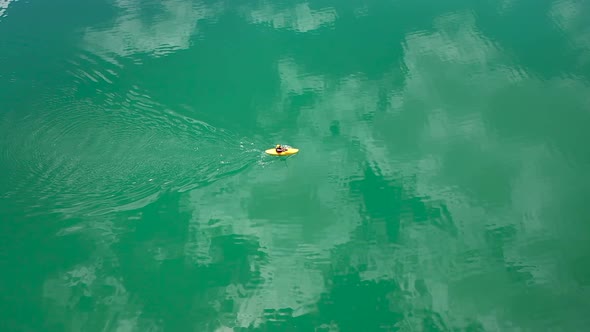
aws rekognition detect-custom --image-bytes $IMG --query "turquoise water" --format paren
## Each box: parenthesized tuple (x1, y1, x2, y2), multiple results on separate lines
(1, 0, 590, 330)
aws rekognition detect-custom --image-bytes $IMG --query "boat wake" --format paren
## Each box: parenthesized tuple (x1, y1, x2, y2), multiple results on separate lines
(0, 85, 265, 217)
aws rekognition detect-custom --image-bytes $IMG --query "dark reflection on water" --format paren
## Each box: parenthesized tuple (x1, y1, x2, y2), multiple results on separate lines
(474, 0, 590, 82)
(111, 194, 267, 331)
(0, 211, 92, 332)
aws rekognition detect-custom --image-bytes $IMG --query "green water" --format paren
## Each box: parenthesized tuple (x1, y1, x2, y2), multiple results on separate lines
(1, 0, 590, 330)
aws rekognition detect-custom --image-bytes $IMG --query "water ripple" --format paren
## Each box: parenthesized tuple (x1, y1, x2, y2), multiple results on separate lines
(66, 53, 120, 86)
(1, 84, 262, 217)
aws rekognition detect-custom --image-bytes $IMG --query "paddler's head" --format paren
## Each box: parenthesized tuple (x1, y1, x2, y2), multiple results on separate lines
(276, 144, 280, 148)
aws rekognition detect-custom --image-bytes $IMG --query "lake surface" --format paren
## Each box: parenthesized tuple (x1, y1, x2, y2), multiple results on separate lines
(1, 0, 590, 331)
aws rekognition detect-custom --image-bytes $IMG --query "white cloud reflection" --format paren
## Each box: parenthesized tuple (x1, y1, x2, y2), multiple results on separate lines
(177, 56, 386, 328)
(184, 151, 362, 328)
(363, 9, 589, 330)
(0, 0, 17, 20)
(247, 1, 336, 32)
(39, 4, 590, 331)
(83, 0, 219, 59)
(550, 0, 590, 64)
(224, 8, 590, 330)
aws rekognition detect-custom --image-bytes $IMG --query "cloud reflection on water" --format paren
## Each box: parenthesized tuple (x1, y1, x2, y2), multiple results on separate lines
(34, 1, 590, 331)
(83, 0, 219, 59)
(550, 0, 590, 67)
(247, 1, 337, 33)
(0, 0, 16, 20)
(221, 7, 590, 330)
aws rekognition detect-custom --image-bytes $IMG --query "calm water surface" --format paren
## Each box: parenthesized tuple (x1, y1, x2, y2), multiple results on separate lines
(1, 0, 590, 331)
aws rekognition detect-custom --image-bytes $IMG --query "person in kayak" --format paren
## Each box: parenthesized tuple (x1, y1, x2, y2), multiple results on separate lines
(275, 144, 288, 153)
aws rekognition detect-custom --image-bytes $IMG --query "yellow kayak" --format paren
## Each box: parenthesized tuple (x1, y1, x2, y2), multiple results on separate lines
(265, 146, 299, 156)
